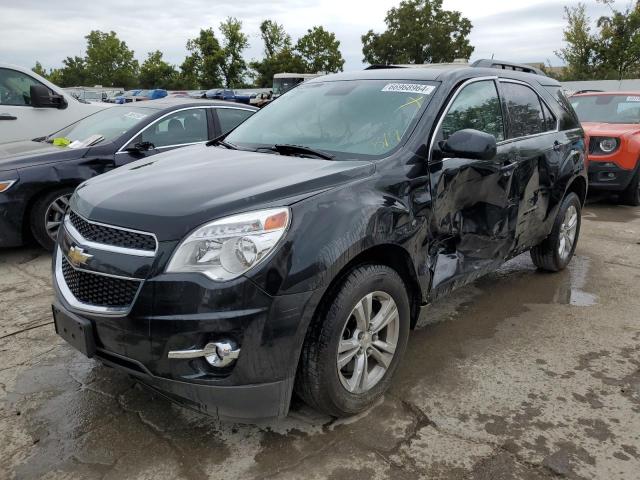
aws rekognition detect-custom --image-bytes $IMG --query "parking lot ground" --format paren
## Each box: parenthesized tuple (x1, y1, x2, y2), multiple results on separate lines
(1, 201, 639, 480)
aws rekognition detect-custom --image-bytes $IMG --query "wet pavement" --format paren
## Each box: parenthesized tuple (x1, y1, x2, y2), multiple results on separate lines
(1, 201, 639, 480)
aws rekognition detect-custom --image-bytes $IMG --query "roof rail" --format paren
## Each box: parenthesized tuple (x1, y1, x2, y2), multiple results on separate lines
(471, 59, 547, 77)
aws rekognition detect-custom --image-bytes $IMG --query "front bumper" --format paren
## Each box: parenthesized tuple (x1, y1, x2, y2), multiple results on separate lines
(52, 242, 317, 421)
(588, 160, 636, 191)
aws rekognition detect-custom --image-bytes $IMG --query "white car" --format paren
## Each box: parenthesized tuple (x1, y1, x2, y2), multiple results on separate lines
(0, 64, 108, 144)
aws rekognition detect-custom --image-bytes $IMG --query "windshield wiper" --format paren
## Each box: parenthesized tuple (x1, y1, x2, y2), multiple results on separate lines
(206, 131, 237, 149)
(271, 144, 334, 160)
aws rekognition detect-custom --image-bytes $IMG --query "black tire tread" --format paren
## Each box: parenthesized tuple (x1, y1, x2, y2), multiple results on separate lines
(621, 168, 640, 206)
(295, 264, 408, 417)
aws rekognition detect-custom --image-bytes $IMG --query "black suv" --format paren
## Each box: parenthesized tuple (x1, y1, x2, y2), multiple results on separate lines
(51, 62, 587, 421)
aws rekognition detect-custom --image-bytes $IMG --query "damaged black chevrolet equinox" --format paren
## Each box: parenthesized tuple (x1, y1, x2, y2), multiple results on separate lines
(52, 62, 587, 421)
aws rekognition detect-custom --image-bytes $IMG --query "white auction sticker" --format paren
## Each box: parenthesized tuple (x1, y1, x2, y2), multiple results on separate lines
(382, 83, 435, 95)
(627, 96, 640, 102)
(124, 112, 148, 120)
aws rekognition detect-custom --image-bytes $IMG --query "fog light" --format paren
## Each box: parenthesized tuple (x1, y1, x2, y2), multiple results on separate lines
(167, 339, 240, 367)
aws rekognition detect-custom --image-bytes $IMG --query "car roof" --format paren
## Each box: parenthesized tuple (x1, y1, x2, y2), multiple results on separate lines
(119, 98, 258, 111)
(307, 66, 561, 87)
(571, 91, 640, 97)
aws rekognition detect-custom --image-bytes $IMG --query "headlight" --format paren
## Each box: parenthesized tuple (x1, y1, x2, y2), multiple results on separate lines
(0, 180, 16, 193)
(598, 137, 618, 153)
(166, 208, 290, 280)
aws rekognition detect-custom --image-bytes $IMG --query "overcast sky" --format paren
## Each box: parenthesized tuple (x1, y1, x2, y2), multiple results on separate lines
(0, 0, 629, 73)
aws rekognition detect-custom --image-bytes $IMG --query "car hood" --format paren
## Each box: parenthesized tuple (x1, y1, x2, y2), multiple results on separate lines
(581, 122, 640, 137)
(73, 144, 375, 241)
(0, 140, 87, 169)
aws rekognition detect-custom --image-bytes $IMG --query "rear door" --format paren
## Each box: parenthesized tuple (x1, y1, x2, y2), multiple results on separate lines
(428, 78, 516, 294)
(498, 80, 559, 250)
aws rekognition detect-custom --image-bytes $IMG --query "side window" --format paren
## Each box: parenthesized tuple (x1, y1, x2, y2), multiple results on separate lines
(500, 82, 545, 138)
(440, 80, 504, 141)
(217, 108, 254, 135)
(0, 68, 47, 106)
(541, 101, 557, 131)
(140, 109, 208, 148)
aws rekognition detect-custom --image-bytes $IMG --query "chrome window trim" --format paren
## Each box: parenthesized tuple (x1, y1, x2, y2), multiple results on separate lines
(498, 78, 560, 134)
(115, 105, 255, 154)
(66, 211, 158, 257)
(428, 76, 499, 164)
(54, 247, 142, 317)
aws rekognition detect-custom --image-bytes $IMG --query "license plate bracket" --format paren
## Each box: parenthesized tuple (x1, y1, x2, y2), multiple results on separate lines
(53, 306, 96, 358)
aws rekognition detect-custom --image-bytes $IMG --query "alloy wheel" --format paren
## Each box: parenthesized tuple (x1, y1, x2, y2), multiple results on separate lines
(44, 194, 71, 241)
(558, 205, 578, 261)
(337, 291, 400, 394)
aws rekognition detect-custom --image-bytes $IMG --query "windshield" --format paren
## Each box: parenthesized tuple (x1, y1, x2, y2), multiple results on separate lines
(226, 79, 437, 159)
(571, 95, 640, 124)
(48, 106, 152, 146)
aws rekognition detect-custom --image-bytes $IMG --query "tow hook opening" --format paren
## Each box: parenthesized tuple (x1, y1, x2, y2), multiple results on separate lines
(168, 340, 240, 368)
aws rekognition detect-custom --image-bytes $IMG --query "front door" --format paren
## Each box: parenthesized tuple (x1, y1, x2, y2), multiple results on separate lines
(428, 78, 517, 296)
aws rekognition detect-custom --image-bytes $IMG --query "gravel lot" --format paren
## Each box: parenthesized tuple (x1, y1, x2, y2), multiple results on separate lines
(1, 201, 639, 480)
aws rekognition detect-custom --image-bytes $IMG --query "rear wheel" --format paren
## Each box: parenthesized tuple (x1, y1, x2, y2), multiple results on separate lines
(530, 192, 581, 272)
(30, 188, 74, 251)
(620, 168, 640, 206)
(296, 264, 410, 417)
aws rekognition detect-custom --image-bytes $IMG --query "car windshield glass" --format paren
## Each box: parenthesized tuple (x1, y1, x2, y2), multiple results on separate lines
(226, 79, 438, 159)
(48, 107, 152, 146)
(570, 95, 640, 124)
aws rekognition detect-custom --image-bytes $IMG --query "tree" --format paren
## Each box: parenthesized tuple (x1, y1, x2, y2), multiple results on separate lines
(59, 56, 89, 86)
(595, 0, 640, 80)
(84, 30, 139, 88)
(32, 62, 48, 78)
(139, 50, 179, 89)
(295, 26, 345, 73)
(361, 0, 474, 65)
(185, 28, 225, 88)
(249, 20, 305, 87)
(179, 56, 200, 90)
(555, 4, 596, 81)
(219, 17, 249, 88)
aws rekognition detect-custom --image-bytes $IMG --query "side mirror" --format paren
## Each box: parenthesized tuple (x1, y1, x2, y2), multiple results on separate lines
(30, 85, 67, 109)
(439, 129, 497, 161)
(126, 141, 155, 154)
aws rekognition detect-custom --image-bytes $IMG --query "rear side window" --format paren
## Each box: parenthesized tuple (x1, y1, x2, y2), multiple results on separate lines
(217, 108, 254, 135)
(500, 82, 546, 138)
(0, 68, 47, 106)
(140, 108, 208, 148)
(541, 101, 557, 131)
(440, 80, 505, 141)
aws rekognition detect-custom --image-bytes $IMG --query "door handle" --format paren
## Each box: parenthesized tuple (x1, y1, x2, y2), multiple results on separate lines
(0, 113, 17, 120)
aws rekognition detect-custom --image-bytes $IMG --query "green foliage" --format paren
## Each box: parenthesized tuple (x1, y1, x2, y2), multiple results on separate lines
(59, 56, 90, 87)
(295, 26, 345, 73)
(185, 28, 225, 88)
(361, 0, 474, 65)
(139, 50, 179, 89)
(219, 17, 249, 88)
(84, 30, 139, 88)
(557, 1, 640, 81)
(595, 0, 640, 80)
(555, 4, 597, 80)
(249, 20, 305, 87)
(32, 62, 47, 78)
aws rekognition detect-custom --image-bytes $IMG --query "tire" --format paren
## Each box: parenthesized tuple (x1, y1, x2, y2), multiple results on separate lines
(620, 168, 640, 206)
(295, 264, 410, 417)
(530, 192, 581, 272)
(30, 187, 75, 251)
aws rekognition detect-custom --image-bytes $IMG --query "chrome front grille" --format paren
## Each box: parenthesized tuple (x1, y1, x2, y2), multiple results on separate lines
(68, 211, 157, 252)
(61, 256, 141, 309)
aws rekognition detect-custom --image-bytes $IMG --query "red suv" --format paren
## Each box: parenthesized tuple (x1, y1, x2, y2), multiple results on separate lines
(571, 92, 640, 205)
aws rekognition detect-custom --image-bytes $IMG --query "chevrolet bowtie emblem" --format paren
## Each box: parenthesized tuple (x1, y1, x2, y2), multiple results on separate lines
(67, 246, 92, 267)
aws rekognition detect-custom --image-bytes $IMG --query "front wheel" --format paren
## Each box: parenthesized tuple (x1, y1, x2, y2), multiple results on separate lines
(30, 188, 74, 251)
(530, 192, 582, 272)
(296, 264, 410, 417)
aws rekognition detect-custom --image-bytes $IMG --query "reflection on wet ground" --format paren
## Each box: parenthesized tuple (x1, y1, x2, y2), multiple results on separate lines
(1, 202, 639, 479)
